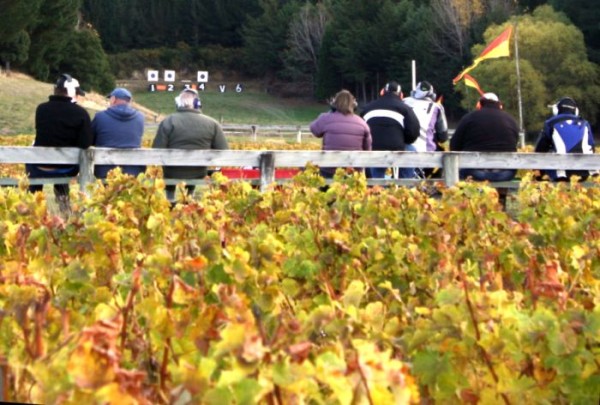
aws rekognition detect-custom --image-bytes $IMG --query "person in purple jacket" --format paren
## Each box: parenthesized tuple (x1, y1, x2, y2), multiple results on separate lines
(92, 87, 145, 178)
(309, 90, 372, 178)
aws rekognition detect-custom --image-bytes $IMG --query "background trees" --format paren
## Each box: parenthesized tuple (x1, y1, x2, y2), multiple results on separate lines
(0, 0, 598, 130)
(0, 0, 43, 73)
(455, 6, 600, 133)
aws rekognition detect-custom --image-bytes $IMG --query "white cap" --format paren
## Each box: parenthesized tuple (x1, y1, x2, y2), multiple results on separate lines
(481, 92, 499, 102)
(63, 78, 84, 99)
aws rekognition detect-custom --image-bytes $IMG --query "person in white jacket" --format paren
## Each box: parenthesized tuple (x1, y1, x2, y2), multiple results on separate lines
(403, 81, 448, 177)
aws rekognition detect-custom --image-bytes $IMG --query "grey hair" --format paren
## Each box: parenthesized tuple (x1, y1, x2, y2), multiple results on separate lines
(177, 91, 197, 109)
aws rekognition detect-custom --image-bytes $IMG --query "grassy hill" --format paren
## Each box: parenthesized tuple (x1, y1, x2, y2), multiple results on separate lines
(0, 72, 327, 135)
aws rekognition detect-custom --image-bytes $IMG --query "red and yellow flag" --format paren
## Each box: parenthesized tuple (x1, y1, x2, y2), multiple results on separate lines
(453, 25, 513, 84)
(463, 74, 484, 95)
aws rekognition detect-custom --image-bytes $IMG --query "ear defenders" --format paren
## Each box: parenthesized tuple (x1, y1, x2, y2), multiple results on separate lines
(193, 97, 201, 110)
(175, 89, 202, 109)
(552, 97, 579, 116)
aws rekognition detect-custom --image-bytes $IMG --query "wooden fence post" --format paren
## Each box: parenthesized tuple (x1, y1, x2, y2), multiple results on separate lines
(0, 356, 7, 401)
(78, 148, 95, 195)
(251, 125, 258, 142)
(259, 152, 275, 192)
(443, 153, 460, 187)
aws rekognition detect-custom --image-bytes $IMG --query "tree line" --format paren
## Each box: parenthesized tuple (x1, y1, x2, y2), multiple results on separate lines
(1, 0, 599, 132)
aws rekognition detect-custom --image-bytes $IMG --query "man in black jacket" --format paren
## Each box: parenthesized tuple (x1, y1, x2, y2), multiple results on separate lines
(360, 81, 420, 178)
(450, 92, 519, 181)
(26, 74, 92, 210)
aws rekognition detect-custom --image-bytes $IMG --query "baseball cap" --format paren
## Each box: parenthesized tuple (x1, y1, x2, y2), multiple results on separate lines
(481, 92, 499, 102)
(107, 87, 132, 100)
(56, 74, 85, 97)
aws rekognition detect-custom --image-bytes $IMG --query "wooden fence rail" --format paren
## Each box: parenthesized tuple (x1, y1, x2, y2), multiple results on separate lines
(217, 125, 456, 143)
(221, 124, 310, 142)
(0, 146, 599, 193)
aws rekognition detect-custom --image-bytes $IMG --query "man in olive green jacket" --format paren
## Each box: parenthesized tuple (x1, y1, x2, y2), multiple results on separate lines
(152, 88, 228, 200)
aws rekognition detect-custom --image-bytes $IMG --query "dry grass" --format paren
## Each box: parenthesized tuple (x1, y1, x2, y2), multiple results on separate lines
(0, 71, 160, 135)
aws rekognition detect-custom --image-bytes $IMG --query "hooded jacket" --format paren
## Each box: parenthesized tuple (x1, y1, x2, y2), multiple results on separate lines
(92, 104, 145, 178)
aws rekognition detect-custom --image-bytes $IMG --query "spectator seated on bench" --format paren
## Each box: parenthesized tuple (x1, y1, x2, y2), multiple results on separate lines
(450, 92, 519, 182)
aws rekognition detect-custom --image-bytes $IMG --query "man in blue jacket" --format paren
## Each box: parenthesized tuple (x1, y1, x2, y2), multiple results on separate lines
(535, 97, 595, 181)
(92, 87, 145, 178)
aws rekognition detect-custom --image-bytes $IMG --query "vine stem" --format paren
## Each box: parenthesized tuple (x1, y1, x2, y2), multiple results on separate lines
(458, 263, 511, 405)
(354, 349, 374, 405)
(160, 278, 175, 393)
(121, 266, 141, 352)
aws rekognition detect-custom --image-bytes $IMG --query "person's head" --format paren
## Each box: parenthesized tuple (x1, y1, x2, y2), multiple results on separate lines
(107, 87, 132, 105)
(330, 90, 357, 115)
(55, 73, 85, 100)
(476, 92, 502, 110)
(175, 88, 202, 110)
(383, 81, 401, 96)
(411, 81, 436, 100)
(552, 97, 579, 116)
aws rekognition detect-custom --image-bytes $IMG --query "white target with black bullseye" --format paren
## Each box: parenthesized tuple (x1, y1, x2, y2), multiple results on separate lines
(197, 71, 209, 83)
(147, 70, 159, 82)
(164, 70, 176, 82)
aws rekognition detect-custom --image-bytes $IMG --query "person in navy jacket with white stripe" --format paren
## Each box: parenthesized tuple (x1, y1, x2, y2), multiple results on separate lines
(360, 81, 420, 178)
(535, 97, 595, 181)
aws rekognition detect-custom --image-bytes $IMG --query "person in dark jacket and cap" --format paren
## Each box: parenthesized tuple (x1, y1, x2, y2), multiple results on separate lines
(360, 81, 420, 178)
(27, 73, 92, 212)
(92, 87, 146, 178)
(450, 92, 519, 181)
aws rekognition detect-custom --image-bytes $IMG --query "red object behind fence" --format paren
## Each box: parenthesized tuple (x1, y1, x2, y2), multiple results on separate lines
(220, 168, 300, 179)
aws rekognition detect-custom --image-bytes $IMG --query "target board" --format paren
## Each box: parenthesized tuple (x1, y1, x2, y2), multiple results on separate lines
(147, 70, 243, 93)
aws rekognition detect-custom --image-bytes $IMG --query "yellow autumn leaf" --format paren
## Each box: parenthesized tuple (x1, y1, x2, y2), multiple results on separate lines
(94, 303, 119, 321)
(68, 341, 115, 389)
(96, 382, 138, 405)
(342, 280, 366, 308)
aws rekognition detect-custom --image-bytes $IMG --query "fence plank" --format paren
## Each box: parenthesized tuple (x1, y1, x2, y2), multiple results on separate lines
(443, 153, 460, 187)
(259, 152, 275, 192)
(0, 147, 599, 192)
(78, 148, 95, 194)
(0, 146, 79, 164)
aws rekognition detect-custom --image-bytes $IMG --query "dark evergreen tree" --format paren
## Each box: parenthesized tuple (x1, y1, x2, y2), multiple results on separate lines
(0, 31, 31, 73)
(197, 0, 262, 47)
(314, 29, 343, 101)
(0, 0, 42, 40)
(59, 28, 115, 94)
(241, 0, 300, 77)
(26, 0, 82, 81)
(0, 0, 43, 72)
(549, 0, 600, 63)
(325, 0, 402, 101)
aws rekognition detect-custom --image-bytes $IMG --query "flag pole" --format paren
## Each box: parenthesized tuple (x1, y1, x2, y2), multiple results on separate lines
(514, 17, 525, 148)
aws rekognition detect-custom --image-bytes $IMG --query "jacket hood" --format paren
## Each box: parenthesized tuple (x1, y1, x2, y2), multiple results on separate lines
(106, 104, 140, 121)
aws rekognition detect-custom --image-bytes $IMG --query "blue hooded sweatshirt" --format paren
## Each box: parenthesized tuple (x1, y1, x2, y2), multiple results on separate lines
(92, 104, 145, 178)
